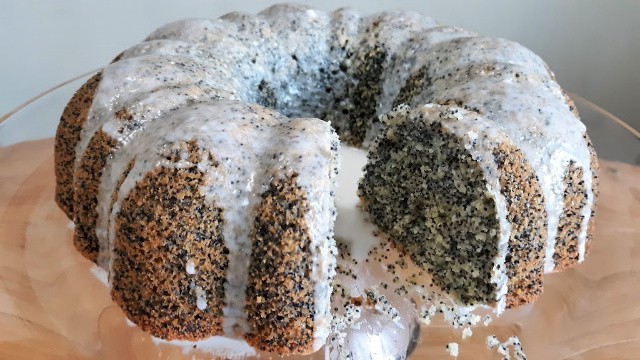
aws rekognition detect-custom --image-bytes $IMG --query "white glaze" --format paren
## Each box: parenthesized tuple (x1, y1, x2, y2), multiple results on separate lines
(195, 287, 208, 311)
(376, 25, 477, 123)
(151, 335, 257, 359)
(185, 259, 196, 275)
(90, 265, 108, 286)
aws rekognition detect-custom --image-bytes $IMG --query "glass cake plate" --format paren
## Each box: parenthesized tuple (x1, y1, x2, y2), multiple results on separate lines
(1, 72, 639, 359)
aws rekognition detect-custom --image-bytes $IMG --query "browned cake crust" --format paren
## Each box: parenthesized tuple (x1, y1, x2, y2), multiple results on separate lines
(584, 133, 600, 256)
(553, 162, 587, 271)
(245, 173, 315, 355)
(494, 143, 547, 308)
(562, 89, 580, 119)
(105, 159, 136, 262)
(54, 73, 102, 219)
(72, 130, 116, 262)
(111, 140, 228, 340)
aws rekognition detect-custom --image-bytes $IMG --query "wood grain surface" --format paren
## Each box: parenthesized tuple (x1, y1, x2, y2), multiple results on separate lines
(1, 138, 639, 359)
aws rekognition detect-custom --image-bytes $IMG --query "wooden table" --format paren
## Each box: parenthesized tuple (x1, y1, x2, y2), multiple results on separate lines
(2, 139, 639, 359)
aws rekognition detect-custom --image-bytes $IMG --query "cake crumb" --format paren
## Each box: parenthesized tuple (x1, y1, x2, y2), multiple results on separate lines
(486, 335, 527, 360)
(508, 336, 528, 360)
(486, 335, 500, 349)
(446, 342, 459, 357)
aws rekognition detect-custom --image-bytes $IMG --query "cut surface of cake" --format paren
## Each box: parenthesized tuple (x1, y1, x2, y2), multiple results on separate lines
(54, 3, 598, 356)
(359, 105, 548, 310)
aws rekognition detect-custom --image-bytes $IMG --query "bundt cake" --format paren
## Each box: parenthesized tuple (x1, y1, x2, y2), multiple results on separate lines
(54, 3, 599, 356)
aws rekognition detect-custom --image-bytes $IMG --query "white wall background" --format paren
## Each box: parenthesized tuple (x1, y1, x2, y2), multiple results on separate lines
(2, 0, 639, 130)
